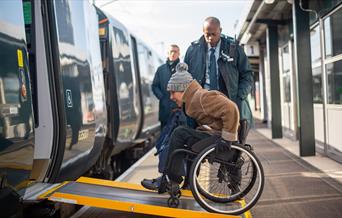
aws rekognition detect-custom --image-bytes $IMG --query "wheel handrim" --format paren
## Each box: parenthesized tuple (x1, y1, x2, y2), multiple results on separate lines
(191, 144, 264, 214)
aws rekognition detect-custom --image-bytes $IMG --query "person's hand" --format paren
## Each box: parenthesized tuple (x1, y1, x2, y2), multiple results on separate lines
(171, 108, 180, 113)
(215, 137, 232, 154)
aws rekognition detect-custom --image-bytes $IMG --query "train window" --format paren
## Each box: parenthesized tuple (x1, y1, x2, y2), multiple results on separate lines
(137, 43, 154, 79)
(112, 26, 134, 100)
(0, 0, 34, 139)
(0, 0, 34, 190)
(137, 41, 158, 130)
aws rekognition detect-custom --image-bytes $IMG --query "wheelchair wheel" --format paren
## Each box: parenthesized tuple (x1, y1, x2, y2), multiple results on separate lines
(189, 144, 264, 215)
(196, 145, 258, 203)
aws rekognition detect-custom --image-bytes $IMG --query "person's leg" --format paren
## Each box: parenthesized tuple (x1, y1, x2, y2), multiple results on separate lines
(225, 119, 249, 194)
(238, 119, 250, 145)
(165, 126, 210, 183)
(160, 121, 167, 130)
(141, 126, 210, 191)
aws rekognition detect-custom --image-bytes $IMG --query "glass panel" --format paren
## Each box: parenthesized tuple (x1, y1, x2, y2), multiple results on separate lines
(137, 42, 158, 130)
(310, 25, 321, 66)
(324, 6, 342, 58)
(54, 0, 96, 156)
(0, 0, 34, 192)
(326, 60, 342, 104)
(281, 45, 291, 103)
(282, 46, 290, 73)
(283, 75, 291, 103)
(312, 66, 323, 103)
(309, 0, 342, 18)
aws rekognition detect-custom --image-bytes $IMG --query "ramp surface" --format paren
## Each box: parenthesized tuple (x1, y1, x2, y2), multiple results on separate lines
(39, 177, 242, 218)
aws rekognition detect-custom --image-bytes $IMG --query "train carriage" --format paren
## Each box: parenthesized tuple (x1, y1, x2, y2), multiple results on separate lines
(0, 0, 162, 216)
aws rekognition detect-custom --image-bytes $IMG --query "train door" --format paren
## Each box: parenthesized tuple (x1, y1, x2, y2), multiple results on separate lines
(130, 36, 144, 136)
(0, 0, 35, 214)
(44, 0, 107, 181)
(110, 24, 141, 143)
(136, 41, 159, 133)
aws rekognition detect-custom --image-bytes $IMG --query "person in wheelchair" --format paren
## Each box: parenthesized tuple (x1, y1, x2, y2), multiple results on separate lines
(142, 62, 240, 193)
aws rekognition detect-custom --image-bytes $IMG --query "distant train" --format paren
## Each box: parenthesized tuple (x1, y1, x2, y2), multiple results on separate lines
(0, 0, 162, 215)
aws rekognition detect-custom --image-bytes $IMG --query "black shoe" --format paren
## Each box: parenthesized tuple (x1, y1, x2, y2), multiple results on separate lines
(141, 176, 162, 191)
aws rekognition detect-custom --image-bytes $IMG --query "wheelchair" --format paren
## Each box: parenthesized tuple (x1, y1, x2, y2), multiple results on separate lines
(160, 135, 264, 215)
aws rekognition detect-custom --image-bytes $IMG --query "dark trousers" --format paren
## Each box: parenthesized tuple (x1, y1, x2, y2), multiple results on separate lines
(165, 126, 211, 183)
(160, 121, 167, 130)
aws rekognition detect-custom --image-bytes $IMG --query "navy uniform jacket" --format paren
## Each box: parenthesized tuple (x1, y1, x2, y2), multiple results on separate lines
(152, 60, 178, 124)
(184, 35, 254, 125)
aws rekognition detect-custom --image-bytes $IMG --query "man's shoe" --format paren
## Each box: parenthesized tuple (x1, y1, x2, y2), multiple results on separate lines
(141, 176, 162, 191)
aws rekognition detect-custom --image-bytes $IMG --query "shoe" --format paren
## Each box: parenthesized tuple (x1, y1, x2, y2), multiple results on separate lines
(141, 176, 162, 191)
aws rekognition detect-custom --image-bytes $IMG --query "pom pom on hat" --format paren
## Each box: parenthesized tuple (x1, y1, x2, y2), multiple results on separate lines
(167, 63, 193, 92)
(176, 62, 188, 72)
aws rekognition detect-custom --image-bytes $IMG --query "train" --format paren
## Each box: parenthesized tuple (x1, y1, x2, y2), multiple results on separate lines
(0, 0, 162, 216)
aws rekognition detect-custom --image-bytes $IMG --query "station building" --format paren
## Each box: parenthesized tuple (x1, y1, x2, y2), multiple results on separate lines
(239, 0, 342, 162)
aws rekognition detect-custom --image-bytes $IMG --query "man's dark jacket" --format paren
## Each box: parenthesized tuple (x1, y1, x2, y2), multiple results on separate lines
(152, 60, 178, 124)
(184, 35, 253, 125)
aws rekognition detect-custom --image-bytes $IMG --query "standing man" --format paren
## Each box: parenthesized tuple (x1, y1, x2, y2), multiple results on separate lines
(184, 17, 253, 144)
(152, 44, 180, 129)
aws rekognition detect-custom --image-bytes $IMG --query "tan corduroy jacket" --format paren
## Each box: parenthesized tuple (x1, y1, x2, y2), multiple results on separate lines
(182, 80, 240, 141)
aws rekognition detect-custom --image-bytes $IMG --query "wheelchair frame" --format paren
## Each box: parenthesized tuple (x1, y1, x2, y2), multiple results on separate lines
(162, 140, 265, 215)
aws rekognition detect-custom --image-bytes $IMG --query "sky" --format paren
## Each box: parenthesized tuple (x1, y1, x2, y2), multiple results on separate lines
(94, 0, 253, 59)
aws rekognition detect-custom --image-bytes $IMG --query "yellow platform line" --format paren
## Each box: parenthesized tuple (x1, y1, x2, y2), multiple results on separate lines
(49, 192, 239, 218)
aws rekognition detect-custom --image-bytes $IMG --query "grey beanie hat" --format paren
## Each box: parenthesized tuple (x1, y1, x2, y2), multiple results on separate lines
(167, 62, 193, 92)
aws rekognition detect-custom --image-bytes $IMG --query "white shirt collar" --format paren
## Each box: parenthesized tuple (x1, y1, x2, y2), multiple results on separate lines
(208, 39, 221, 51)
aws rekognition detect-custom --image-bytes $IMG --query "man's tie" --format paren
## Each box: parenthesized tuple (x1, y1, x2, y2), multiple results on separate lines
(209, 47, 218, 90)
